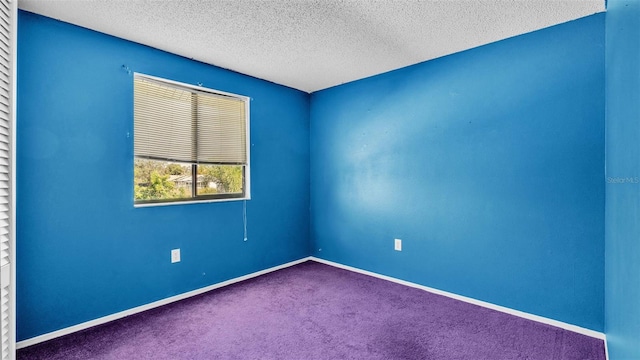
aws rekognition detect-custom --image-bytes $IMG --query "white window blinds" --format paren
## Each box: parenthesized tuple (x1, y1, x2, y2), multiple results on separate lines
(134, 75, 247, 165)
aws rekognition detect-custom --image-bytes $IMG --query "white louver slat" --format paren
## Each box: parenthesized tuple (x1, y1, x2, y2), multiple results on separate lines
(0, 0, 13, 359)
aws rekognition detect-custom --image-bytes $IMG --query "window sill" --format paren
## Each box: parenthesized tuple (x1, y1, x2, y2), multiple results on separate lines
(134, 196, 250, 208)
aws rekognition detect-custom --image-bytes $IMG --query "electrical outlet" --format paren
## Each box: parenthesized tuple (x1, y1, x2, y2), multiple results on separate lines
(171, 249, 181, 263)
(394, 239, 402, 251)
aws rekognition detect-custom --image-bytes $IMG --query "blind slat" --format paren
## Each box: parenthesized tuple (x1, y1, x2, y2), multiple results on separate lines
(134, 76, 247, 165)
(134, 78, 194, 163)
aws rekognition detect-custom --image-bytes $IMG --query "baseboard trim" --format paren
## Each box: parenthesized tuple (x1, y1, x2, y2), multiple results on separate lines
(16, 256, 312, 349)
(309, 257, 606, 340)
(18, 256, 606, 350)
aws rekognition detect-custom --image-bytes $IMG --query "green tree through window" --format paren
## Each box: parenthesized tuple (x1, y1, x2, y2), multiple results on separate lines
(134, 159, 243, 202)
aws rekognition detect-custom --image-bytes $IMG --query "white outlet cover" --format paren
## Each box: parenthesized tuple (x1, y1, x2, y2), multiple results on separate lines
(171, 249, 181, 263)
(394, 239, 402, 251)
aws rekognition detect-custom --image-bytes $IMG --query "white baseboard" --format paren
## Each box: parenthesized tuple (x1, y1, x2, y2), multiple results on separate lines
(18, 255, 606, 351)
(16, 256, 312, 349)
(310, 257, 606, 341)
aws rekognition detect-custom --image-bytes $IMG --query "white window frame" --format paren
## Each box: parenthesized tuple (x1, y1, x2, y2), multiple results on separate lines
(133, 73, 251, 207)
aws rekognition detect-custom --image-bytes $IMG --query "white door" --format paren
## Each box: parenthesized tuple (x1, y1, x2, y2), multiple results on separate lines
(0, 0, 15, 359)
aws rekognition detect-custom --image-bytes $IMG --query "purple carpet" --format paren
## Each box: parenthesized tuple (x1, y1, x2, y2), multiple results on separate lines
(18, 261, 605, 360)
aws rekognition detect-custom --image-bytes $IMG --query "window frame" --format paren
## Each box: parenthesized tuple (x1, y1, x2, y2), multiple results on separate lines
(133, 73, 251, 207)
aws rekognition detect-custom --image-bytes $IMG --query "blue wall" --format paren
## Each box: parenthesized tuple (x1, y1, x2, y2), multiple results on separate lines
(605, 0, 640, 358)
(17, 11, 310, 341)
(18, 7, 616, 344)
(310, 14, 605, 331)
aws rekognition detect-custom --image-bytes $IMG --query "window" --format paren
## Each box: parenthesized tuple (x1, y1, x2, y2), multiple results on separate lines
(133, 74, 250, 205)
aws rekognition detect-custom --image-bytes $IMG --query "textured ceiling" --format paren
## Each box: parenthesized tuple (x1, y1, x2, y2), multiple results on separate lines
(19, 0, 605, 93)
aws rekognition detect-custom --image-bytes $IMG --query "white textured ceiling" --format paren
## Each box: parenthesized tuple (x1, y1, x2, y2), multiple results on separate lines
(19, 0, 605, 93)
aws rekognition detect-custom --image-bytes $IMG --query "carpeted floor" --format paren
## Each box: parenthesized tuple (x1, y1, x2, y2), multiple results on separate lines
(18, 261, 605, 360)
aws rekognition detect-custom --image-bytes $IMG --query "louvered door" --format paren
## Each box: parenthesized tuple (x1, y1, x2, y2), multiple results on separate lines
(0, 0, 14, 359)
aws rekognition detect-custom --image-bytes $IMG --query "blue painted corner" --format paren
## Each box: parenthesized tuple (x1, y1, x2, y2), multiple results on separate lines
(605, 0, 640, 358)
(310, 14, 605, 331)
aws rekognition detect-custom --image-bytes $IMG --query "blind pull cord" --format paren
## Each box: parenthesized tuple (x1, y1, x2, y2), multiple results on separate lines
(243, 200, 248, 242)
